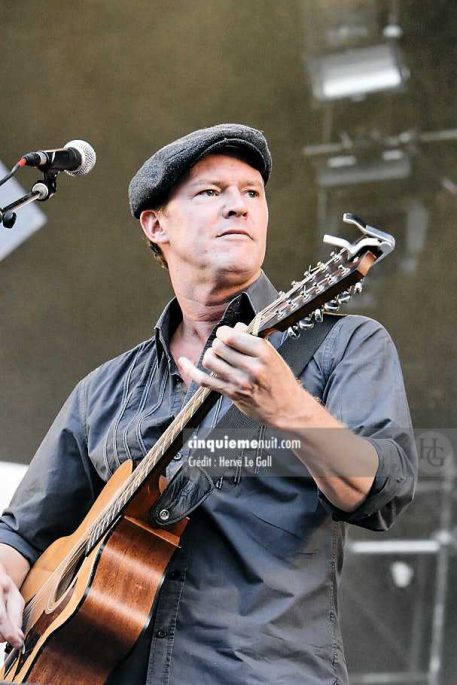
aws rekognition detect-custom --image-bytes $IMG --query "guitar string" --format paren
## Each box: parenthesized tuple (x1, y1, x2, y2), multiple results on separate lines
(21, 250, 349, 631)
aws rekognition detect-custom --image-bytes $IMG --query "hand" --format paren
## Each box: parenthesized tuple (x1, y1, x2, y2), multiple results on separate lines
(0, 562, 25, 648)
(178, 322, 306, 428)
(178, 323, 378, 512)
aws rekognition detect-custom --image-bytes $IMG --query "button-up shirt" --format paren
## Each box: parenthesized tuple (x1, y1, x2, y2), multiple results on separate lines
(0, 272, 417, 684)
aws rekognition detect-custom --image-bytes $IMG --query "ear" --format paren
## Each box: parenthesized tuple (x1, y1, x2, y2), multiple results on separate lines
(139, 209, 169, 248)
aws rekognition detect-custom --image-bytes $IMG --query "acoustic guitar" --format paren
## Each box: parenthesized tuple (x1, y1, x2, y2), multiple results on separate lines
(1, 214, 394, 683)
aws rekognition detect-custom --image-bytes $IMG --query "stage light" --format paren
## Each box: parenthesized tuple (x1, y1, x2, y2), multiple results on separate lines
(308, 43, 409, 101)
(317, 150, 411, 187)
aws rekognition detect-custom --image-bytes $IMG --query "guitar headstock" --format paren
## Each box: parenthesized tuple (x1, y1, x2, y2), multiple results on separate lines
(256, 213, 395, 337)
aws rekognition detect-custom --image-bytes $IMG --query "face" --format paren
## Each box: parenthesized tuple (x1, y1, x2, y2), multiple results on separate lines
(140, 153, 269, 287)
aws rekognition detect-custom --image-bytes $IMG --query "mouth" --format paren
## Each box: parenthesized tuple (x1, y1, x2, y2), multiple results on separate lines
(218, 229, 252, 238)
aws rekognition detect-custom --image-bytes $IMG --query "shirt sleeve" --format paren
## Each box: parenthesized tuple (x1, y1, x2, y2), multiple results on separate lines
(316, 315, 418, 531)
(0, 378, 103, 565)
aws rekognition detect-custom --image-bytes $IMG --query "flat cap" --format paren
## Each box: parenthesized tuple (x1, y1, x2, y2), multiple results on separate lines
(128, 123, 272, 218)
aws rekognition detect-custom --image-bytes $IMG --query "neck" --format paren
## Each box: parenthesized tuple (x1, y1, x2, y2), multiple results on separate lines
(169, 269, 261, 348)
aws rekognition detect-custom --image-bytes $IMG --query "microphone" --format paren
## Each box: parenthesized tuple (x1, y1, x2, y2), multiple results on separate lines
(20, 140, 96, 176)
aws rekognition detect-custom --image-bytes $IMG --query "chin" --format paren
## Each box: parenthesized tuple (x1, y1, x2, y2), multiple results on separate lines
(214, 259, 261, 282)
(219, 247, 263, 268)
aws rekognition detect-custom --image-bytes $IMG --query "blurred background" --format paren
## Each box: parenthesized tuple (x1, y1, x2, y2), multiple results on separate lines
(0, 1, 456, 682)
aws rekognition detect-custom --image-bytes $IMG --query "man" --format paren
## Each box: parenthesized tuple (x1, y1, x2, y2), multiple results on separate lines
(0, 124, 417, 684)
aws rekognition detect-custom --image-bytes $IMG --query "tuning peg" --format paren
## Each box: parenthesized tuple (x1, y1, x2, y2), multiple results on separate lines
(299, 317, 314, 330)
(337, 291, 351, 304)
(352, 282, 363, 295)
(287, 325, 301, 339)
(313, 309, 323, 323)
(324, 300, 340, 312)
(338, 264, 350, 275)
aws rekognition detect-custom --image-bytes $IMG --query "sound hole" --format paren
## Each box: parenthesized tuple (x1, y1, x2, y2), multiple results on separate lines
(54, 553, 84, 602)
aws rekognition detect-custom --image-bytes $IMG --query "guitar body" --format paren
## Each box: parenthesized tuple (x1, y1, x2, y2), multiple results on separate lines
(1, 460, 187, 684)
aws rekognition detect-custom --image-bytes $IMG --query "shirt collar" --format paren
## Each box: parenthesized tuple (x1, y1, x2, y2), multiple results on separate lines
(154, 270, 278, 365)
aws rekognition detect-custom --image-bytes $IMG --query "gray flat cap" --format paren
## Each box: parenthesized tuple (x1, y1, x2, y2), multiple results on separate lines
(128, 123, 272, 218)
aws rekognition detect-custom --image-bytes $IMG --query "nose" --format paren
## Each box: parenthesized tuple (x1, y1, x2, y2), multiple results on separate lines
(222, 187, 248, 218)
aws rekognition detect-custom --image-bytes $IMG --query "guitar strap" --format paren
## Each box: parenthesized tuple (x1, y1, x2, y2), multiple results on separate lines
(149, 314, 342, 527)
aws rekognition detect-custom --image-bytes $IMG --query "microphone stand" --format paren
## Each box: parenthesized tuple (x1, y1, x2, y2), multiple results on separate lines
(0, 171, 58, 228)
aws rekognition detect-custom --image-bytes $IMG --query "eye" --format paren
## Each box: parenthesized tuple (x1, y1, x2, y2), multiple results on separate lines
(246, 189, 259, 198)
(198, 188, 218, 197)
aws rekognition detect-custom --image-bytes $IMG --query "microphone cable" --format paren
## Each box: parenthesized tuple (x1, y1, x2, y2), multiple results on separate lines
(0, 158, 26, 188)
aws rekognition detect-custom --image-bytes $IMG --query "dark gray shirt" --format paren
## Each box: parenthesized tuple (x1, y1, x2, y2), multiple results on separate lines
(0, 272, 417, 685)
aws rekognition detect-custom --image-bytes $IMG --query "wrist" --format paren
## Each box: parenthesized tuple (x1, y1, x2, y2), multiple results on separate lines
(270, 386, 325, 434)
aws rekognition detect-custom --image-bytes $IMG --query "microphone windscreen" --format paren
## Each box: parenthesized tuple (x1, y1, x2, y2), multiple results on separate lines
(64, 140, 96, 176)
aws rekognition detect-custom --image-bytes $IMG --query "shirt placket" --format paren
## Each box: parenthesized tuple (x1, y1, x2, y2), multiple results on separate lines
(145, 548, 190, 684)
(144, 291, 263, 682)
(165, 373, 190, 479)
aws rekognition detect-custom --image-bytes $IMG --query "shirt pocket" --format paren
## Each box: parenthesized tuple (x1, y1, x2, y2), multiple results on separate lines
(226, 475, 322, 560)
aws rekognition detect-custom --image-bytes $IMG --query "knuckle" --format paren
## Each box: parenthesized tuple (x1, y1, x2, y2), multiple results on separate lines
(245, 361, 262, 382)
(0, 630, 11, 644)
(252, 359, 264, 375)
(239, 379, 254, 394)
(217, 327, 233, 344)
(199, 375, 212, 388)
(202, 349, 212, 366)
(0, 617, 12, 639)
(258, 342, 271, 360)
(225, 333, 235, 347)
(225, 386, 238, 400)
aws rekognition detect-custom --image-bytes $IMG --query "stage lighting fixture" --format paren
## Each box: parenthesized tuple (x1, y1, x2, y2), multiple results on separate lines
(308, 43, 409, 101)
(317, 149, 411, 187)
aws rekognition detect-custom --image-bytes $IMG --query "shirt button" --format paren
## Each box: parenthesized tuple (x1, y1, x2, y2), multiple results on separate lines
(156, 629, 168, 639)
(168, 570, 182, 580)
(173, 452, 183, 461)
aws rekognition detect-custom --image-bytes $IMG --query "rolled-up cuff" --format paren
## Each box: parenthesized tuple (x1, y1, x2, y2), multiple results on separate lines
(0, 522, 41, 566)
(317, 437, 416, 531)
